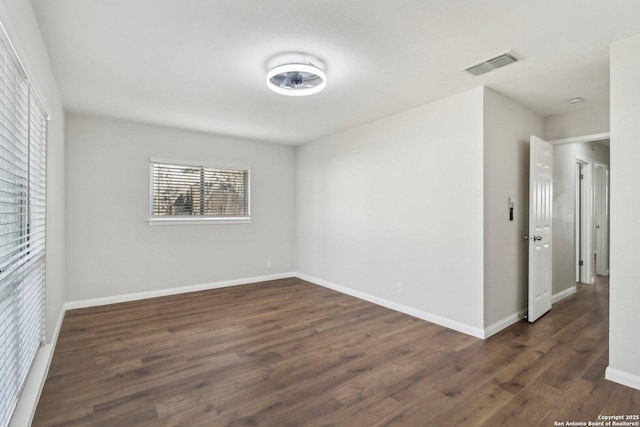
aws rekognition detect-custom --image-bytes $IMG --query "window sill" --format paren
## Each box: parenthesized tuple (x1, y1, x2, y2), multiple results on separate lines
(147, 217, 252, 226)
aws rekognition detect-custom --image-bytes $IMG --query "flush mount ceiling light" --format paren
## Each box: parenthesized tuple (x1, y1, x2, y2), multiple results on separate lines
(569, 97, 585, 104)
(266, 53, 326, 96)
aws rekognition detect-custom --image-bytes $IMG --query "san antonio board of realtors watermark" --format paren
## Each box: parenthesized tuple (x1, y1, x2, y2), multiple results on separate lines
(553, 415, 640, 426)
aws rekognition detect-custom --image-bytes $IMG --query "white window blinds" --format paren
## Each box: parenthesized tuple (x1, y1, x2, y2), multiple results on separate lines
(0, 34, 47, 427)
(150, 160, 250, 219)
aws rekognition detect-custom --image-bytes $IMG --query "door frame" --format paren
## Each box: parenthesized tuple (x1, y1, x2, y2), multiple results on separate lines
(576, 155, 593, 285)
(550, 132, 610, 146)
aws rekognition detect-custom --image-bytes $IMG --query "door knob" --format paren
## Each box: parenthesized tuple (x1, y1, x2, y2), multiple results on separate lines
(524, 235, 543, 241)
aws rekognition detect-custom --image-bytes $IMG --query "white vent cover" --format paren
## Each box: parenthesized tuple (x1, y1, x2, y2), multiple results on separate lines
(464, 51, 519, 76)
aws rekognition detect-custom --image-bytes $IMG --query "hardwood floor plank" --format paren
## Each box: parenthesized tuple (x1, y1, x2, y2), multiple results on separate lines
(377, 387, 453, 426)
(601, 386, 640, 415)
(428, 383, 514, 426)
(489, 348, 550, 394)
(314, 391, 403, 426)
(539, 378, 618, 425)
(479, 381, 563, 426)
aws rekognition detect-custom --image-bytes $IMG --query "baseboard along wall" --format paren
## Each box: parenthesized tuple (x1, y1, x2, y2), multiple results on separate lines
(552, 285, 577, 304)
(605, 367, 640, 391)
(64, 272, 296, 310)
(294, 273, 486, 339)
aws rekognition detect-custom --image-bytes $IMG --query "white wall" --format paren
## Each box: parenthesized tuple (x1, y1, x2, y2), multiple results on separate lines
(544, 104, 610, 141)
(0, 0, 66, 342)
(483, 88, 544, 327)
(608, 35, 640, 388)
(552, 141, 609, 294)
(65, 114, 295, 301)
(295, 88, 485, 332)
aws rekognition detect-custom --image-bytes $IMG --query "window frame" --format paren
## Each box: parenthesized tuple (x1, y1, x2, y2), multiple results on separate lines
(0, 24, 49, 427)
(147, 158, 252, 225)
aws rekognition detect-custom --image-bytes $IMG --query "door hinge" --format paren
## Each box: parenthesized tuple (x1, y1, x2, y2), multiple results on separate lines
(579, 260, 584, 266)
(580, 174, 584, 180)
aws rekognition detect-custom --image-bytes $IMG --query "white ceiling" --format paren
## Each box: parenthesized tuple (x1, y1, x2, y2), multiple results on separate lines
(30, 0, 640, 145)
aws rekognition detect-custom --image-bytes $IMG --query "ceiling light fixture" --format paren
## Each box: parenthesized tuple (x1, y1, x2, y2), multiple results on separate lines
(266, 53, 326, 97)
(569, 97, 585, 104)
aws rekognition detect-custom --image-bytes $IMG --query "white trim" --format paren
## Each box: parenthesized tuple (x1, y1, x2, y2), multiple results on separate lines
(549, 132, 610, 146)
(605, 366, 640, 391)
(295, 273, 485, 339)
(64, 272, 295, 310)
(483, 285, 578, 340)
(484, 309, 527, 339)
(9, 307, 65, 427)
(552, 285, 577, 304)
(147, 217, 251, 225)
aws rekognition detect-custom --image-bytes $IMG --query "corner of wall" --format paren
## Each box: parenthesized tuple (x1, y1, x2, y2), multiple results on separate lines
(481, 88, 544, 330)
(609, 34, 640, 388)
(295, 88, 486, 332)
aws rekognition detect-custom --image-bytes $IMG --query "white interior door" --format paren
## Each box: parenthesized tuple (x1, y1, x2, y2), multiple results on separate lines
(578, 160, 593, 284)
(594, 164, 609, 276)
(528, 136, 553, 323)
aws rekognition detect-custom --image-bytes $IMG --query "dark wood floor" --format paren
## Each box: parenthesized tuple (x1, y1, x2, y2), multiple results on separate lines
(33, 276, 638, 426)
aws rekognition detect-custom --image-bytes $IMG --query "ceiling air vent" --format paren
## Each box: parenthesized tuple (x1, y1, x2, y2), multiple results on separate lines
(464, 51, 519, 76)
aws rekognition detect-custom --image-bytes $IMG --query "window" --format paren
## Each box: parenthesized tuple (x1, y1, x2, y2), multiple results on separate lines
(0, 35, 47, 427)
(149, 159, 250, 224)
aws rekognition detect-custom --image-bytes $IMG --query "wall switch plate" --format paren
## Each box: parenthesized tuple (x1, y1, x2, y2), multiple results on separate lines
(396, 282, 404, 294)
(266, 260, 272, 269)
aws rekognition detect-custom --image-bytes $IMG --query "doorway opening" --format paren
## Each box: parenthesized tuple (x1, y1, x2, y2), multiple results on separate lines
(549, 133, 610, 297)
(572, 145, 610, 285)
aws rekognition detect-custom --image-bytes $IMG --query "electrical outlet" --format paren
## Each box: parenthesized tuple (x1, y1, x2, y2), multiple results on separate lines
(266, 260, 272, 269)
(396, 282, 404, 294)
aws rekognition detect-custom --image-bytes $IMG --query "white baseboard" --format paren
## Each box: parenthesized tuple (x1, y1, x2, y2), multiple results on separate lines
(295, 273, 485, 339)
(605, 366, 640, 391)
(479, 286, 576, 341)
(552, 285, 577, 304)
(484, 309, 527, 339)
(64, 272, 295, 310)
(9, 306, 65, 427)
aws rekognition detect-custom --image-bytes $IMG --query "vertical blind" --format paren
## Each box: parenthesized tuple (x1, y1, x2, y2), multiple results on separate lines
(150, 161, 250, 218)
(0, 34, 47, 427)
